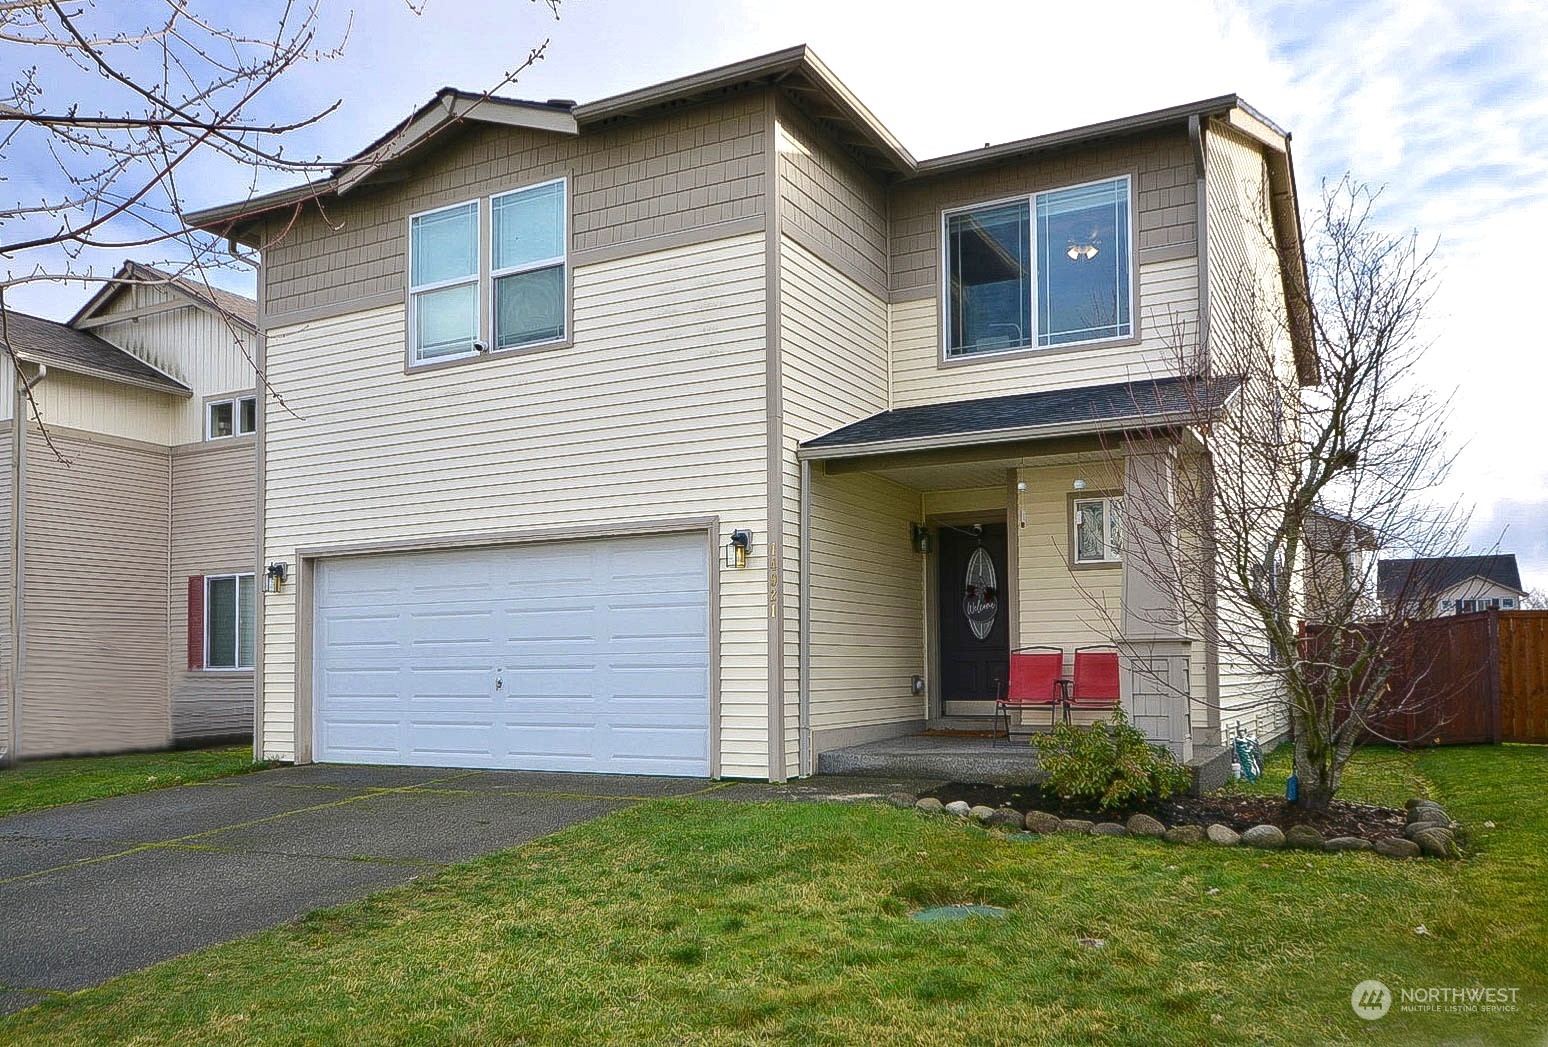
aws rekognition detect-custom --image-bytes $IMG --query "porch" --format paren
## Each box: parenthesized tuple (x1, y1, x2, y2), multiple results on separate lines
(794, 376, 1239, 778)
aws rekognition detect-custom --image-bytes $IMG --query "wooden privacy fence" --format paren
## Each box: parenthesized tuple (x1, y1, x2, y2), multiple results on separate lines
(1300, 610, 1548, 746)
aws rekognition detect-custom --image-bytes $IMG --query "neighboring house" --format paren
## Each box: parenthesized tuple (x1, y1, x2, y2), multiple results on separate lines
(0, 262, 258, 762)
(1304, 508, 1379, 622)
(1378, 555, 1527, 619)
(188, 46, 1313, 780)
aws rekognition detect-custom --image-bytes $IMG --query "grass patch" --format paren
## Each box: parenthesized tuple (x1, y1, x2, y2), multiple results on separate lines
(2, 747, 1545, 1045)
(0, 746, 271, 816)
(1228, 742, 1428, 809)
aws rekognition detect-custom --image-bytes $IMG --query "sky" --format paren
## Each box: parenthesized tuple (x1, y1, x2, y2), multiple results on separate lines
(7, 0, 1548, 588)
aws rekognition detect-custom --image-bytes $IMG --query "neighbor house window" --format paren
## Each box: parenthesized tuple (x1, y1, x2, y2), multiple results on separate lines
(944, 176, 1133, 357)
(1455, 598, 1512, 614)
(492, 179, 566, 349)
(207, 395, 257, 439)
(202, 573, 255, 670)
(409, 199, 480, 363)
(1073, 496, 1122, 564)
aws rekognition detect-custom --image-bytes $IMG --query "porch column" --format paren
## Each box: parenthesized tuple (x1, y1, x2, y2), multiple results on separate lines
(1120, 444, 1193, 760)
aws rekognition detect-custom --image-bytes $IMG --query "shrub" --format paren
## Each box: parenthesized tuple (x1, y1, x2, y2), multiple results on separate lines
(1031, 708, 1193, 810)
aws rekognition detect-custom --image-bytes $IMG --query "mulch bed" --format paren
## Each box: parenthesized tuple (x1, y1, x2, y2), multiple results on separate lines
(920, 783, 1406, 840)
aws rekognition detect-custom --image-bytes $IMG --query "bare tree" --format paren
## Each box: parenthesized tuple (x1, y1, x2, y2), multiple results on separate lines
(1, 1, 558, 446)
(1118, 177, 1464, 810)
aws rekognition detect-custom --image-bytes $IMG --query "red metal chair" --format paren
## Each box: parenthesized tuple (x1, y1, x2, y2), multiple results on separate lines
(1068, 645, 1121, 720)
(995, 646, 1067, 741)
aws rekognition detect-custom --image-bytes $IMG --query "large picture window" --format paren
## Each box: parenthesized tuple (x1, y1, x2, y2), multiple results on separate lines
(205, 573, 256, 670)
(944, 176, 1133, 357)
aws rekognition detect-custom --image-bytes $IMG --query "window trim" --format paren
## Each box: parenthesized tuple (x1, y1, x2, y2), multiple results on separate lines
(939, 173, 1138, 365)
(404, 176, 573, 373)
(203, 572, 255, 672)
(1068, 491, 1123, 568)
(205, 392, 258, 441)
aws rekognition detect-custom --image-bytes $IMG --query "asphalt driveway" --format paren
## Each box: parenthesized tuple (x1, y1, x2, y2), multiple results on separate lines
(0, 763, 731, 1013)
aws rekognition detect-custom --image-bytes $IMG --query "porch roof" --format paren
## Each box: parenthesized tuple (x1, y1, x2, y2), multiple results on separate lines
(798, 375, 1241, 460)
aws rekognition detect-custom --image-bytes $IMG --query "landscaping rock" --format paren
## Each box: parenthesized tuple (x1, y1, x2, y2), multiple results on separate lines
(984, 809, 1023, 829)
(1092, 822, 1128, 837)
(945, 800, 972, 818)
(1025, 810, 1062, 834)
(1165, 825, 1206, 845)
(1206, 824, 1241, 846)
(1404, 820, 1446, 839)
(914, 797, 945, 815)
(1374, 837, 1421, 858)
(1126, 813, 1167, 838)
(1240, 825, 1286, 850)
(1058, 819, 1095, 835)
(1284, 825, 1325, 851)
(888, 792, 917, 809)
(1413, 827, 1461, 859)
(1325, 836, 1375, 852)
(968, 805, 998, 824)
(1407, 800, 1450, 822)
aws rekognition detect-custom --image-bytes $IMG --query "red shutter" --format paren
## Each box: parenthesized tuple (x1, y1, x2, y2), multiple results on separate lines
(187, 576, 205, 670)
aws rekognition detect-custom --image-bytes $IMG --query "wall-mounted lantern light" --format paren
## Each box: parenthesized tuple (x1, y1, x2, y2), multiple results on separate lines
(264, 562, 289, 594)
(910, 523, 932, 555)
(726, 529, 753, 569)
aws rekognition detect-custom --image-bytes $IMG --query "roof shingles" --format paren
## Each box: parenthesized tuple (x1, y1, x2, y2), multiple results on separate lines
(0, 311, 191, 395)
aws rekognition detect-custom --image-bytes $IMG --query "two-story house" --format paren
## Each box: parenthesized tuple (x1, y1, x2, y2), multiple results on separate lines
(0, 263, 259, 761)
(189, 46, 1312, 781)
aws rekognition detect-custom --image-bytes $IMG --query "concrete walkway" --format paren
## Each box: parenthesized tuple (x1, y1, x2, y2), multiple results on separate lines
(0, 764, 937, 1013)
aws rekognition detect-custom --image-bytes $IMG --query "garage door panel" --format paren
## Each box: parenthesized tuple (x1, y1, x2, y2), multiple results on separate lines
(315, 533, 711, 775)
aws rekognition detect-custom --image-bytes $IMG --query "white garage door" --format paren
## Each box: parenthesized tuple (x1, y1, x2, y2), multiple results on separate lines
(313, 532, 711, 776)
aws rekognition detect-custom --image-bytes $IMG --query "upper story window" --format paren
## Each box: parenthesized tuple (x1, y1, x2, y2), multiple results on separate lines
(408, 178, 568, 367)
(207, 395, 257, 440)
(944, 176, 1133, 358)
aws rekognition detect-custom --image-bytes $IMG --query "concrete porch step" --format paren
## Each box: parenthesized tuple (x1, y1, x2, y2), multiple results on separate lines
(816, 735, 1044, 785)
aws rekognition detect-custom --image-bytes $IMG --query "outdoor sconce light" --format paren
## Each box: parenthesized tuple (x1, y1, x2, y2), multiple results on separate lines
(910, 523, 932, 555)
(1072, 478, 1087, 491)
(726, 529, 753, 569)
(911, 675, 926, 696)
(264, 562, 289, 594)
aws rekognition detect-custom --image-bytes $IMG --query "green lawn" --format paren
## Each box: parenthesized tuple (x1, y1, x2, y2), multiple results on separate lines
(3, 746, 1544, 1046)
(0, 745, 270, 817)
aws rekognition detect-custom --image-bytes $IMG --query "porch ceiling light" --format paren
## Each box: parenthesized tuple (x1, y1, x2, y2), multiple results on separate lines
(1073, 479, 1087, 491)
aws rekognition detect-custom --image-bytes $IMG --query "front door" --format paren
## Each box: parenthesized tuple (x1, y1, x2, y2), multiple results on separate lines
(937, 522, 1010, 717)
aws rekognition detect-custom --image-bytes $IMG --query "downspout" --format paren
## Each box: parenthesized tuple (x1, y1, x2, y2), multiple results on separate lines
(9, 363, 46, 764)
(798, 457, 812, 777)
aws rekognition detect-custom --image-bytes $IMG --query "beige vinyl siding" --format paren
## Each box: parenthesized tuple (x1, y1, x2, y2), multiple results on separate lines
(775, 101, 890, 296)
(807, 469, 925, 738)
(778, 235, 890, 773)
(889, 255, 1199, 409)
(922, 487, 1006, 517)
(169, 440, 256, 741)
(261, 93, 768, 320)
(30, 370, 185, 446)
(1013, 461, 1124, 724)
(21, 429, 171, 756)
(1207, 122, 1292, 738)
(260, 233, 770, 775)
(88, 282, 257, 444)
(0, 427, 12, 759)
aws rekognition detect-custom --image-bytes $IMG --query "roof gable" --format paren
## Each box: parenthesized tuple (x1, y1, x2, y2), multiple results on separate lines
(70, 261, 256, 330)
(0, 310, 192, 397)
(1377, 555, 1526, 601)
